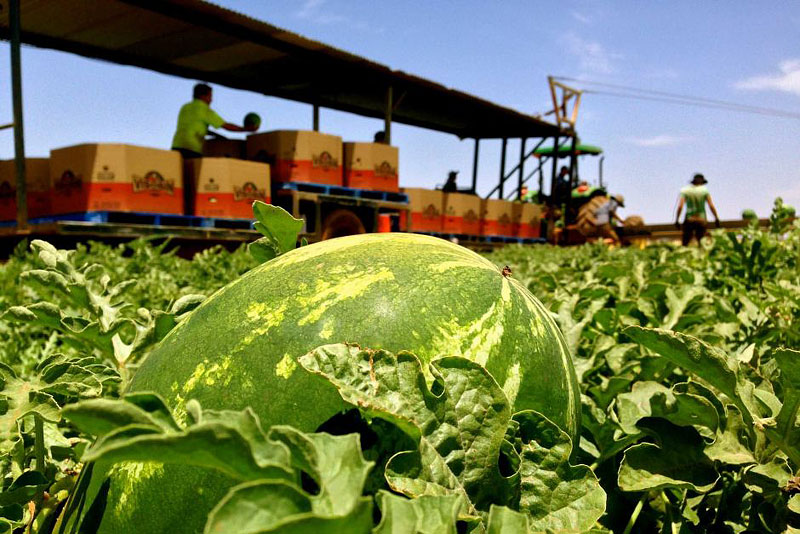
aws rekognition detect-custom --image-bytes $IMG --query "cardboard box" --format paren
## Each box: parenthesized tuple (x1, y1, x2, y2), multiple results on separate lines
(442, 192, 481, 235)
(481, 198, 514, 236)
(203, 139, 246, 159)
(513, 203, 543, 238)
(403, 188, 442, 232)
(246, 130, 342, 186)
(190, 158, 270, 219)
(49, 144, 182, 215)
(343, 142, 399, 192)
(0, 158, 51, 221)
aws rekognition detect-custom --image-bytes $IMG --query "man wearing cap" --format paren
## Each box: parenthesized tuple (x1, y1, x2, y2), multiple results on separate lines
(675, 173, 720, 246)
(593, 194, 625, 245)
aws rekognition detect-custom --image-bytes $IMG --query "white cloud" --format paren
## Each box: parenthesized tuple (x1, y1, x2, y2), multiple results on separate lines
(295, 0, 346, 24)
(295, 0, 381, 32)
(734, 59, 800, 96)
(570, 10, 592, 24)
(627, 135, 691, 147)
(562, 32, 621, 75)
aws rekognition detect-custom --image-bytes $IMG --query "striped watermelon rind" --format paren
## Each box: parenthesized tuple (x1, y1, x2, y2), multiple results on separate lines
(86, 232, 579, 534)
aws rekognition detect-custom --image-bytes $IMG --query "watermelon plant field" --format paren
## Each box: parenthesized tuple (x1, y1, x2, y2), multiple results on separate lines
(0, 199, 798, 533)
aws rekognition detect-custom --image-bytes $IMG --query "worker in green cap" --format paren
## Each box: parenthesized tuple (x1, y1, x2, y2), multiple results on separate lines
(519, 184, 539, 203)
(171, 83, 257, 159)
(675, 173, 721, 245)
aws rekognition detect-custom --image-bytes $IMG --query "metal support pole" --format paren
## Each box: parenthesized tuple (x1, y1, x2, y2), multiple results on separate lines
(549, 134, 559, 206)
(498, 138, 507, 199)
(312, 104, 319, 131)
(10, 0, 27, 228)
(599, 156, 605, 188)
(517, 138, 526, 199)
(566, 134, 578, 226)
(384, 85, 393, 144)
(537, 160, 543, 194)
(569, 134, 578, 188)
(471, 138, 480, 194)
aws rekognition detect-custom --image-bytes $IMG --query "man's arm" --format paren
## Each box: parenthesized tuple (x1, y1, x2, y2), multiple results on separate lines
(222, 123, 257, 133)
(208, 108, 257, 133)
(707, 195, 721, 227)
(675, 196, 685, 228)
(612, 211, 625, 224)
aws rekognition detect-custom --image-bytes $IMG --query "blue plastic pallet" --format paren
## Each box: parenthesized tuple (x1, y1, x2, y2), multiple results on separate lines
(279, 182, 409, 203)
(413, 231, 545, 245)
(2, 211, 255, 230)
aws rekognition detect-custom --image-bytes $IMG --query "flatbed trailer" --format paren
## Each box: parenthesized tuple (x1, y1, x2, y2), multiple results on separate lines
(0, 0, 565, 245)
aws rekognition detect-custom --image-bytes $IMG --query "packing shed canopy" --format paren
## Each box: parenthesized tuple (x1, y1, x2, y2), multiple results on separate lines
(0, 0, 563, 140)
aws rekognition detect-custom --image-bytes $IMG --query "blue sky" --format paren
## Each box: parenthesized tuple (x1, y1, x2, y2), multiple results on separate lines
(1, 0, 798, 223)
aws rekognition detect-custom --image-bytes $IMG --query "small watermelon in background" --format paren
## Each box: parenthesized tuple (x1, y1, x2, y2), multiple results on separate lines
(82, 233, 580, 534)
(244, 112, 261, 130)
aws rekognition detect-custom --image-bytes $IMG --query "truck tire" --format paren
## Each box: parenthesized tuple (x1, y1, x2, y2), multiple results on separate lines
(576, 196, 608, 236)
(321, 209, 366, 240)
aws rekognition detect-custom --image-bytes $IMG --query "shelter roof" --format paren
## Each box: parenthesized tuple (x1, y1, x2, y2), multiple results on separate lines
(0, 0, 564, 139)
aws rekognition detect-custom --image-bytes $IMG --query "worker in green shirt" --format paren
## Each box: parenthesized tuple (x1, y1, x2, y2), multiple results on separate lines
(171, 83, 257, 159)
(172, 83, 257, 214)
(675, 173, 721, 246)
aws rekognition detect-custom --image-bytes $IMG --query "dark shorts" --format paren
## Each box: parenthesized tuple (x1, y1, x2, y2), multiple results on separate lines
(682, 219, 706, 245)
(172, 148, 202, 215)
(172, 147, 202, 159)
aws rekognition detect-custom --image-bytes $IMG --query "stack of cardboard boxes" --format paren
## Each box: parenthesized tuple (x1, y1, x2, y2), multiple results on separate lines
(49, 144, 183, 215)
(403, 188, 542, 238)
(480, 199, 514, 237)
(513, 203, 543, 238)
(247, 130, 343, 186)
(189, 158, 270, 218)
(442, 192, 481, 235)
(4, 127, 406, 221)
(403, 188, 443, 232)
(0, 159, 51, 221)
(343, 142, 399, 192)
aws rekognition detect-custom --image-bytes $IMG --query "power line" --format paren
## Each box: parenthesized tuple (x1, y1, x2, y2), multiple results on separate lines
(552, 76, 800, 120)
(584, 89, 800, 119)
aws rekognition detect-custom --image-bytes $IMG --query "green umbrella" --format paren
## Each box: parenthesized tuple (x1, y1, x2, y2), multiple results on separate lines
(534, 143, 603, 158)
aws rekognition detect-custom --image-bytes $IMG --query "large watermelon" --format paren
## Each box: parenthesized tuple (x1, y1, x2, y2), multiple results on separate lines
(84, 233, 579, 534)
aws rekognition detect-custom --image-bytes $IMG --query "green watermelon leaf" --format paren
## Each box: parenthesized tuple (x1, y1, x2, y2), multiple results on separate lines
(299, 344, 515, 514)
(249, 201, 304, 263)
(485, 505, 531, 533)
(0, 471, 50, 506)
(64, 395, 294, 483)
(615, 381, 718, 437)
(618, 419, 718, 493)
(373, 491, 464, 534)
(64, 396, 377, 534)
(298, 344, 606, 530)
(623, 328, 759, 426)
(513, 411, 607, 532)
(205, 481, 373, 534)
(267, 427, 374, 516)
